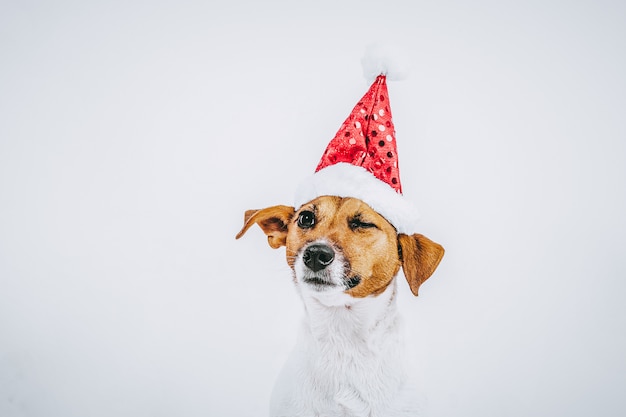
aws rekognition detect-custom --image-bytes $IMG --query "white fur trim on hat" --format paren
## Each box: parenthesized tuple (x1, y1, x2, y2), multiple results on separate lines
(294, 163, 420, 235)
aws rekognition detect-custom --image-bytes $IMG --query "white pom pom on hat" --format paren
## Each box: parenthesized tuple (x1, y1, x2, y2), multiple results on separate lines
(361, 43, 411, 83)
(294, 45, 419, 234)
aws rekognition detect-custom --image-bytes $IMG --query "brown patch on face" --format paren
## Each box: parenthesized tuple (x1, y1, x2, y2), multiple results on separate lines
(286, 196, 401, 298)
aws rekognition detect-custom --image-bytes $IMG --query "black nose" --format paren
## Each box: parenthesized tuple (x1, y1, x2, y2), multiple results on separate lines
(302, 244, 335, 272)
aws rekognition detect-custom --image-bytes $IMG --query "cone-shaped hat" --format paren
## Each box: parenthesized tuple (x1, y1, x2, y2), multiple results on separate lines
(316, 75, 402, 193)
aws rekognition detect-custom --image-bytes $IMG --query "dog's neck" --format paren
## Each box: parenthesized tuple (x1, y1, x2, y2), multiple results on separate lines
(292, 278, 408, 415)
(300, 279, 400, 346)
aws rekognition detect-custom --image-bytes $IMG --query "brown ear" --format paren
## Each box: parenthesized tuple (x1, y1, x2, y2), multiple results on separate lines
(235, 205, 295, 249)
(398, 233, 445, 296)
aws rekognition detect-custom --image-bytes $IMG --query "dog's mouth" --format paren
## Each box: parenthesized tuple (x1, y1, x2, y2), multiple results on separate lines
(301, 275, 338, 292)
(301, 269, 362, 291)
(303, 276, 334, 287)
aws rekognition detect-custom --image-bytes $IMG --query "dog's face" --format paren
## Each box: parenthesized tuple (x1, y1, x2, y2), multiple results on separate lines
(285, 196, 401, 298)
(236, 196, 444, 299)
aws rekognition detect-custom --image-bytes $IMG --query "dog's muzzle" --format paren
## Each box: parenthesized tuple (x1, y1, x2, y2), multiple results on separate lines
(299, 243, 361, 290)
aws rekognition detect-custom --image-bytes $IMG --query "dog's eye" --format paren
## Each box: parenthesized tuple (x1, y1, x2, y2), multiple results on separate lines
(297, 210, 316, 229)
(349, 219, 377, 230)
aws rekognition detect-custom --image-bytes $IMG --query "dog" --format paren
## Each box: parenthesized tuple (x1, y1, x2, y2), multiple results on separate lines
(236, 195, 444, 417)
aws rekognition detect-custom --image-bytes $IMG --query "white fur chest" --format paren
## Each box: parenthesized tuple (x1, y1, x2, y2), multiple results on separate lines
(270, 281, 421, 417)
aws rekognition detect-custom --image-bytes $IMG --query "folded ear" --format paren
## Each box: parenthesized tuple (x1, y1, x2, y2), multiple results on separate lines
(235, 205, 295, 249)
(398, 233, 445, 296)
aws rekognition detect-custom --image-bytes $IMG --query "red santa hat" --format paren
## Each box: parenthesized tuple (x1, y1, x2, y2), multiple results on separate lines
(294, 45, 419, 234)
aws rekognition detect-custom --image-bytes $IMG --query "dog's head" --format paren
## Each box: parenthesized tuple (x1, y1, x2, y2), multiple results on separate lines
(236, 195, 444, 299)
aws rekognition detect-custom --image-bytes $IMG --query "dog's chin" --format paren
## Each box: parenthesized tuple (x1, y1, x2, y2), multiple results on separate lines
(298, 271, 363, 296)
(300, 272, 336, 292)
(298, 274, 359, 307)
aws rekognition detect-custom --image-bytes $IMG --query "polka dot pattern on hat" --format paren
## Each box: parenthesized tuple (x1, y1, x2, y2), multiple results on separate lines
(316, 75, 402, 193)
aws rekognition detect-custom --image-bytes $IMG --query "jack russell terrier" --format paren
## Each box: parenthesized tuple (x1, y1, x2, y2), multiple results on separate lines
(236, 195, 444, 416)
(236, 62, 444, 415)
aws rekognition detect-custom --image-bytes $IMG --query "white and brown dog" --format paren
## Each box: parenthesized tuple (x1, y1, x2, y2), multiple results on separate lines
(237, 68, 443, 415)
(236, 192, 443, 416)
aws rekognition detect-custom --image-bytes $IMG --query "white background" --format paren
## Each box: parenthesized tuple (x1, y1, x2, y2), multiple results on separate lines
(1, 1, 625, 416)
